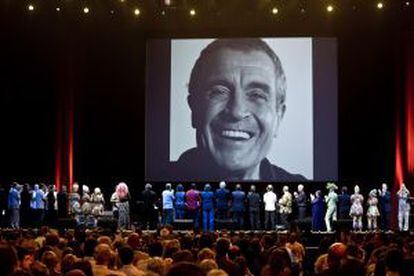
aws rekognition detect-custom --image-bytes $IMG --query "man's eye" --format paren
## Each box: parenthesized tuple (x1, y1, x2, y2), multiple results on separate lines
(248, 89, 269, 102)
(207, 86, 230, 100)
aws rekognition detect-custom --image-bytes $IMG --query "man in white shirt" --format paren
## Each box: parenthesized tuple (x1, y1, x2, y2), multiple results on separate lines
(263, 184, 277, 230)
(162, 183, 175, 226)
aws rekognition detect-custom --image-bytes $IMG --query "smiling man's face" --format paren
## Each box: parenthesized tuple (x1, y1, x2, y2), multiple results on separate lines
(189, 48, 284, 174)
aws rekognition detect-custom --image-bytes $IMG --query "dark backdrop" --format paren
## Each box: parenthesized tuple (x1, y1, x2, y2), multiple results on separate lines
(1, 1, 414, 197)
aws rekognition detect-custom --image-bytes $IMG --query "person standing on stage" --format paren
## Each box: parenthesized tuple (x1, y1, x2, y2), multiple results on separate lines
(311, 190, 325, 231)
(115, 182, 130, 229)
(294, 184, 306, 220)
(350, 185, 364, 231)
(247, 185, 261, 230)
(324, 182, 338, 232)
(231, 184, 246, 229)
(69, 183, 81, 222)
(174, 184, 186, 220)
(31, 184, 45, 226)
(186, 183, 201, 229)
(20, 183, 32, 228)
(215, 181, 230, 220)
(91, 187, 105, 217)
(378, 183, 391, 231)
(141, 183, 159, 229)
(366, 189, 380, 231)
(45, 185, 58, 226)
(337, 186, 351, 220)
(162, 183, 175, 226)
(397, 183, 411, 232)
(263, 184, 277, 230)
(57, 185, 68, 218)
(279, 186, 293, 228)
(201, 183, 215, 232)
(8, 182, 21, 229)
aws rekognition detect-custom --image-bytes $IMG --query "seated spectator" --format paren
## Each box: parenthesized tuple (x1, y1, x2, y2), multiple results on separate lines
(61, 254, 79, 275)
(165, 262, 205, 276)
(40, 251, 60, 276)
(172, 249, 194, 263)
(261, 247, 292, 276)
(118, 246, 144, 276)
(93, 244, 125, 276)
(0, 244, 19, 275)
(207, 269, 229, 276)
(199, 259, 219, 274)
(197, 248, 216, 263)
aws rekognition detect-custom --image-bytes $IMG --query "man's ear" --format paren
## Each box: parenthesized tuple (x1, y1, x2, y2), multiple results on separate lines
(188, 94, 197, 128)
(273, 103, 286, 138)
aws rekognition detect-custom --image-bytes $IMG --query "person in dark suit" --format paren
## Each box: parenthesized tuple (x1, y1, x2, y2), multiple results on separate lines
(338, 186, 351, 219)
(168, 38, 307, 181)
(231, 184, 246, 229)
(141, 183, 159, 230)
(378, 183, 391, 231)
(215, 181, 230, 220)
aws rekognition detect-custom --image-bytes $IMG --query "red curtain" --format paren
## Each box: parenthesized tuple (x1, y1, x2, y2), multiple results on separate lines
(394, 33, 414, 221)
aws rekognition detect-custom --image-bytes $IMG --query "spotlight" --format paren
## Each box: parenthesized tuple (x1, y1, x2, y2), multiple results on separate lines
(161, 10, 166, 16)
(406, 1, 411, 6)
(119, 0, 126, 2)
(28, 4, 34, 11)
(83, 7, 89, 14)
(377, 2, 384, 9)
(190, 9, 196, 16)
(272, 7, 279, 14)
(326, 5, 334, 12)
(134, 8, 140, 16)
(56, 7, 61, 12)
(300, 7, 306, 13)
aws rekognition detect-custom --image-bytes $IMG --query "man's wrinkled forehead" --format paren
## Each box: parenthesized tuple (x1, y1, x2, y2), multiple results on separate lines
(198, 48, 276, 87)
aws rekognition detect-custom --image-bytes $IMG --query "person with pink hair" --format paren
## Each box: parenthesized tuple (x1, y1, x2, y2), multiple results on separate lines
(114, 182, 130, 229)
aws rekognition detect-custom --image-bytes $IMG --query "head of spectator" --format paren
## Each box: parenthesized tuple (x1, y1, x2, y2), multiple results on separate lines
(261, 247, 292, 276)
(198, 248, 216, 263)
(40, 251, 59, 275)
(207, 269, 228, 276)
(146, 257, 166, 275)
(30, 261, 49, 276)
(385, 248, 403, 275)
(199, 259, 219, 274)
(118, 246, 134, 267)
(216, 238, 231, 259)
(148, 241, 163, 257)
(16, 246, 34, 272)
(0, 244, 19, 275)
(172, 250, 194, 263)
(71, 260, 93, 276)
(94, 244, 113, 266)
(61, 254, 78, 275)
(327, 242, 347, 271)
(66, 269, 86, 276)
(166, 262, 205, 276)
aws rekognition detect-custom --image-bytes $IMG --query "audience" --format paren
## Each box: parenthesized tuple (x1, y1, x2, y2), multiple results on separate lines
(0, 226, 414, 276)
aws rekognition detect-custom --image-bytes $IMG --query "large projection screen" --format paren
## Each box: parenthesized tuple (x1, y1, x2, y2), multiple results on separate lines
(145, 37, 337, 182)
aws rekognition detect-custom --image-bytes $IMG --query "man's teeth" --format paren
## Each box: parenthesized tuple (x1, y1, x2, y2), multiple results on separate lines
(221, 130, 251, 139)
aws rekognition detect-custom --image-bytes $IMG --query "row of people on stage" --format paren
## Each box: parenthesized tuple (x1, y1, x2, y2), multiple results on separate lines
(141, 181, 412, 232)
(5, 181, 132, 230)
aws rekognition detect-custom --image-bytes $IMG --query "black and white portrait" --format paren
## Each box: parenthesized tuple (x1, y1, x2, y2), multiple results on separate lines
(145, 37, 337, 182)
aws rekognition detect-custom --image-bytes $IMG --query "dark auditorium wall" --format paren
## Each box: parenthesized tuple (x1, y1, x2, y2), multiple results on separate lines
(1, 1, 413, 196)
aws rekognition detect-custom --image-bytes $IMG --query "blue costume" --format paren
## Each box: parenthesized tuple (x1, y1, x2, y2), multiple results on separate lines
(175, 184, 186, 220)
(215, 187, 230, 220)
(311, 193, 325, 231)
(201, 184, 215, 232)
(379, 190, 391, 230)
(338, 191, 351, 219)
(231, 188, 246, 229)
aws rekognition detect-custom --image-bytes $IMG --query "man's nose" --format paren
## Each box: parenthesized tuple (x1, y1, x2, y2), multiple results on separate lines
(225, 91, 250, 121)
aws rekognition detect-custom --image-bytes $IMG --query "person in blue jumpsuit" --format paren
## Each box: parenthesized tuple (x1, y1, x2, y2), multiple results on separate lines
(201, 183, 215, 232)
(231, 184, 246, 229)
(174, 184, 186, 220)
(215, 181, 230, 220)
(311, 190, 326, 231)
